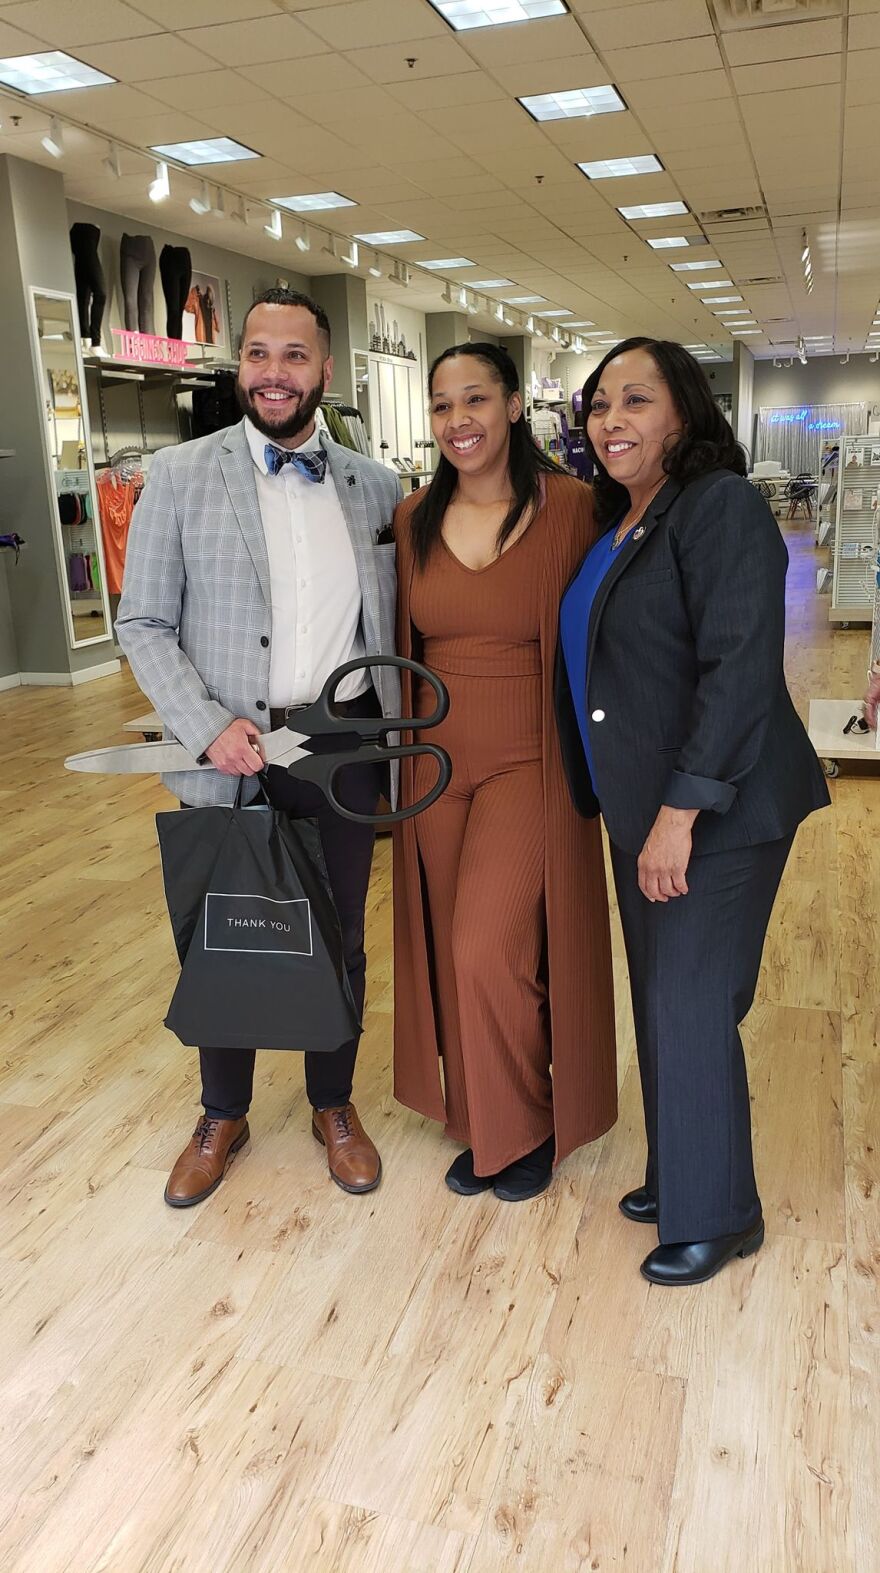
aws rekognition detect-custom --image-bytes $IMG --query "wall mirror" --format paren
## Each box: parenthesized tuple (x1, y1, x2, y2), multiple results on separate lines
(28, 288, 112, 647)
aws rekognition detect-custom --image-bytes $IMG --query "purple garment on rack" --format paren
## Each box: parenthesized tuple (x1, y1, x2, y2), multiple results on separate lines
(68, 552, 89, 592)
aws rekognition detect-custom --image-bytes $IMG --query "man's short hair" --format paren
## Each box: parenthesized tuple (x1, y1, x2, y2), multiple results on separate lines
(241, 288, 331, 354)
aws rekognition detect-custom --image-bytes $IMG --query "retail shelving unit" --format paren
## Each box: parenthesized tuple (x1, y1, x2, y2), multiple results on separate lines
(829, 433, 880, 626)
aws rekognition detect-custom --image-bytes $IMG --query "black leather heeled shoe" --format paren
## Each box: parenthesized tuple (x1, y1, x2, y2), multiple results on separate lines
(640, 1220, 764, 1286)
(619, 1187, 658, 1224)
(445, 1149, 496, 1196)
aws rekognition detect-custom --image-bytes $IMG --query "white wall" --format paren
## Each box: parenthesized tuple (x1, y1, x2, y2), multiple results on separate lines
(753, 352, 880, 414)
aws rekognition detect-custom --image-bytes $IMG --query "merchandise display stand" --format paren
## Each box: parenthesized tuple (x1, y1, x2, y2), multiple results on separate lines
(829, 433, 879, 626)
(809, 493, 880, 777)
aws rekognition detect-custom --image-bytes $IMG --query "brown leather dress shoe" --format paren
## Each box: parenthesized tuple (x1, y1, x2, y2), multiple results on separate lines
(164, 1115, 250, 1208)
(311, 1103, 381, 1194)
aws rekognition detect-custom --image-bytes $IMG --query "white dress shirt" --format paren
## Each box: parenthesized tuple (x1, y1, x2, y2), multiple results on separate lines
(244, 417, 367, 707)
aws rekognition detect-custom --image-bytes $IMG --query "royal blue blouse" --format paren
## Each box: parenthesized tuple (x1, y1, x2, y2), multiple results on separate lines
(559, 527, 621, 796)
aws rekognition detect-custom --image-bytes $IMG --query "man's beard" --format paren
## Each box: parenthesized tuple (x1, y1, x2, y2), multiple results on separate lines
(235, 373, 325, 444)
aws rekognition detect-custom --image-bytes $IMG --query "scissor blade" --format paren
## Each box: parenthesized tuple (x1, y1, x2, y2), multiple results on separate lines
(65, 741, 205, 774)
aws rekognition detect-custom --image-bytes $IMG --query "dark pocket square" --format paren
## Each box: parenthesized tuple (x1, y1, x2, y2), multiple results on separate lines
(376, 525, 395, 545)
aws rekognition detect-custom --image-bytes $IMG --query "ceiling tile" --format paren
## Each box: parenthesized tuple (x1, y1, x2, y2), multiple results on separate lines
(71, 35, 212, 80)
(290, 85, 403, 128)
(0, 0, 160, 45)
(604, 36, 724, 81)
(344, 37, 477, 83)
(733, 57, 841, 95)
(177, 16, 330, 67)
(301, 0, 446, 50)
(238, 54, 370, 95)
(121, 111, 223, 145)
(25, 81, 165, 124)
(720, 17, 843, 66)
(584, 0, 713, 49)
(131, 0, 278, 22)
(0, 16, 44, 50)
(138, 69, 267, 111)
(488, 56, 609, 98)
(624, 71, 733, 110)
(388, 71, 505, 111)
(462, 15, 595, 68)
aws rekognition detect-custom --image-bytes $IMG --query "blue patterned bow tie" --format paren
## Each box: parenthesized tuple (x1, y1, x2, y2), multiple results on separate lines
(264, 443, 328, 482)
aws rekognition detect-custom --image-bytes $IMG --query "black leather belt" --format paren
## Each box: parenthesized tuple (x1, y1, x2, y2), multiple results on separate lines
(269, 689, 377, 732)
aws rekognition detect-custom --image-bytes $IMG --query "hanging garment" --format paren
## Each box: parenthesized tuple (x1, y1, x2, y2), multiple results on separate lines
(69, 223, 107, 347)
(97, 470, 140, 593)
(120, 234, 156, 335)
(68, 552, 90, 592)
(159, 244, 192, 340)
(183, 283, 221, 345)
(190, 371, 239, 438)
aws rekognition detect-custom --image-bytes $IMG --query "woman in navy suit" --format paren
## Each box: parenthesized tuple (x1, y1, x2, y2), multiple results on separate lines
(556, 338, 829, 1285)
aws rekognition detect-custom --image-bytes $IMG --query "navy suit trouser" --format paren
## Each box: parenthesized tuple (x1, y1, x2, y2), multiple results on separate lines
(610, 833, 794, 1244)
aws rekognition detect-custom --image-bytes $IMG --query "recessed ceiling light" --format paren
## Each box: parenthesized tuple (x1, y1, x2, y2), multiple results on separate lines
(354, 228, 424, 244)
(703, 295, 742, 304)
(731, 330, 761, 336)
(684, 343, 707, 349)
(151, 137, 260, 165)
(713, 308, 744, 316)
(504, 295, 546, 304)
(804, 336, 831, 341)
(0, 50, 115, 93)
(518, 84, 625, 121)
(542, 308, 572, 316)
(419, 257, 475, 269)
(687, 279, 732, 290)
(579, 155, 663, 179)
(427, 0, 567, 30)
(566, 320, 595, 327)
(471, 278, 514, 288)
(273, 192, 356, 213)
(618, 201, 688, 219)
(669, 261, 721, 272)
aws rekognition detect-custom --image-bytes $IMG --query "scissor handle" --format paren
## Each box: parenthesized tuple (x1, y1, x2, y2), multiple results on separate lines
(287, 655, 449, 737)
(286, 743, 452, 826)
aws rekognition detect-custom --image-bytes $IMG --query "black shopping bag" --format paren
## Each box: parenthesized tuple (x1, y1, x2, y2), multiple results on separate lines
(156, 785, 360, 1051)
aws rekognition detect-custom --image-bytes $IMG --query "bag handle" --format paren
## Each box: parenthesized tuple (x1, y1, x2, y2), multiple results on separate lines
(233, 772, 269, 810)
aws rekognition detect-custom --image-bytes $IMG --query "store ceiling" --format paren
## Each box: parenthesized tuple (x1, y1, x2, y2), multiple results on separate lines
(0, 0, 877, 359)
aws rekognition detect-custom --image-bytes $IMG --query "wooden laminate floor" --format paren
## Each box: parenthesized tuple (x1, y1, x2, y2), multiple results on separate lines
(0, 515, 877, 1572)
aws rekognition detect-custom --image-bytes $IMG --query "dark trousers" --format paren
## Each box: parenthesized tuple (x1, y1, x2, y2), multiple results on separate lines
(70, 223, 107, 346)
(120, 233, 156, 335)
(200, 692, 383, 1120)
(610, 833, 794, 1244)
(159, 244, 192, 340)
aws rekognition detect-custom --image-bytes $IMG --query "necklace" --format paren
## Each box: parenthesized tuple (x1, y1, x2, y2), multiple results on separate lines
(612, 483, 665, 549)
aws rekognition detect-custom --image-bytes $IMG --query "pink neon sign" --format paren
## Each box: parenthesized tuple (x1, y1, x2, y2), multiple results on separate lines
(111, 329, 191, 367)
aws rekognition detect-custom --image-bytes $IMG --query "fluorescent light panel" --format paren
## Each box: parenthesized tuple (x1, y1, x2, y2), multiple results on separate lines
(354, 229, 423, 244)
(566, 320, 594, 327)
(579, 155, 663, 179)
(505, 295, 546, 304)
(670, 260, 720, 272)
(542, 308, 572, 316)
(151, 137, 259, 165)
(687, 279, 732, 290)
(428, 0, 567, 30)
(419, 257, 475, 269)
(518, 84, 625, 121)
(0, 50, 115, 93)
(619, 201, 688, 219)
(274, 192, 356, 212)
(703, 295, 742, 304)
(471, 278, 514, 288)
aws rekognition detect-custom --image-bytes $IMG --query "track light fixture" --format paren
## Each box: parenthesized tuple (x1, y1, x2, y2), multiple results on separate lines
(41, 116, 63, 159)
(295, 224, 311, 253)
(211, 187, 225, 219)
(102, 141, 121, 179)
(387, 260, 411, 286)
(149, 159, 170, 202)
(265, 207, 282, 240)
(340, 238, 359, 268)
(189, 181, 211, 215)
(368, 249, 382, 277)
(231, 195, 247, 224)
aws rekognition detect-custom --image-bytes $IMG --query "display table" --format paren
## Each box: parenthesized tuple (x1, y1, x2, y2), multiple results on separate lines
(808, 698, 880, 778)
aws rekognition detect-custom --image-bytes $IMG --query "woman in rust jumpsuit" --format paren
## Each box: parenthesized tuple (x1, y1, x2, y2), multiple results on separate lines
(392, 344, 617, 1201)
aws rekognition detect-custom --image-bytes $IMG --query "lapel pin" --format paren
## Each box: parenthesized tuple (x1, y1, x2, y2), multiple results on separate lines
(347, 474, 357, 487)
(633, 524, 646, 540)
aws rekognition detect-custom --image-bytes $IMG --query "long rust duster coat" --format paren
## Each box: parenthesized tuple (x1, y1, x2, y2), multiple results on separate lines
(391, 475, 618, 1168)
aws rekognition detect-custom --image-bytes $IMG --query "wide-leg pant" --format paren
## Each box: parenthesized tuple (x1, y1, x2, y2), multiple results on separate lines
(610, 833, 794, 1244)
(413, 672, 552, 1176)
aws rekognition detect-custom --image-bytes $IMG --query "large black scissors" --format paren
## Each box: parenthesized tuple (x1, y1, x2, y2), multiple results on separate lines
(65, 654, 451, 827)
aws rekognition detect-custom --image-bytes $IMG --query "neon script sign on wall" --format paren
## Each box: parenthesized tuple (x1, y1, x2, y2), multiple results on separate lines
(767, 408, 841, 432)
(111, 329, 190, 367)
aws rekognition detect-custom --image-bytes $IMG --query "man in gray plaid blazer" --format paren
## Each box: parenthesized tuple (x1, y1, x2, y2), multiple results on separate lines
(117, 288, 401, 1208)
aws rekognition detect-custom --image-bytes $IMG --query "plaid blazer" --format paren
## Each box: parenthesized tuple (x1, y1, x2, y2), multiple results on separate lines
(116, 420, 402, 807)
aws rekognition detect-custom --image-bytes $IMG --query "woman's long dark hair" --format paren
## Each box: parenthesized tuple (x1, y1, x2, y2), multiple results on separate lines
(583, 337, 748, 529)
(410, 342, 559, 568)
